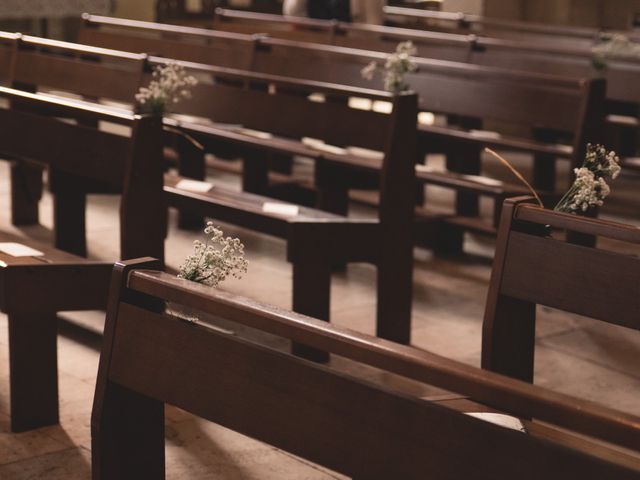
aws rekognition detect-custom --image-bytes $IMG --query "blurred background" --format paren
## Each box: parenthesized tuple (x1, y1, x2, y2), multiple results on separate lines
(3, 0, 640, 40)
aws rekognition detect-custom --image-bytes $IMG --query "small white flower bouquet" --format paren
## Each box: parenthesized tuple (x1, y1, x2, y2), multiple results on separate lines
(178, 222, 248, 287)
(361, 41, 418, 93)
(135, 62, 198, 115)
(554, 144, 621, 214)
(592, 34, 640, 71)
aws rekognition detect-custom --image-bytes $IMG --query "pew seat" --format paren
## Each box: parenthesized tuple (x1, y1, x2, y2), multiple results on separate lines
(0, 230, 112, 432)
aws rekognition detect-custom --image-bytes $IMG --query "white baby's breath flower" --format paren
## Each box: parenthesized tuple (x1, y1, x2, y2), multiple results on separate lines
(555, 144, 621, 215)
(178, 222, 248, 287)
(360, 41, 418, 94)
(135, 62, 198, 115)
(592, 34, 640, 71)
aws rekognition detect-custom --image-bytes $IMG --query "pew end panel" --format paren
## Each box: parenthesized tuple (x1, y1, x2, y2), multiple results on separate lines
(0, 87, 165, 260)
(483, 196, 640, 385)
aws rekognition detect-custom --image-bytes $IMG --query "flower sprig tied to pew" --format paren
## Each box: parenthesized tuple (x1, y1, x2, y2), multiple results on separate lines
(554, 144, 621, 214)
(591, 34, 640, 72)
(485, 144, 621, 215)
(178, 222, 249, 287)
(361, 41, 418, 93)
(135, 61, 198, 115)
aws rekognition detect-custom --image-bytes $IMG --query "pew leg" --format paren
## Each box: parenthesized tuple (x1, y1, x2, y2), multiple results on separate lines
(10, 161, 42, 226)
(533, 156, 556, 197)
(481, 295, 536, 383)
(269, 152, 294, 175)
(52, 171, 87, 257)
(291, 260, 331, 363)
(92, 382, 165, 480)
(454, 147, 481, 217)
(177, 134, 206, 230)
(376, 243, 413, 345)
(242, 151, 269, 195)
(8, 312, 58, 432)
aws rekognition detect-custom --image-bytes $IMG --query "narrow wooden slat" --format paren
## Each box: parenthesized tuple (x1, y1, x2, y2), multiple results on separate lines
(501, 232, 640, 330)
(515, 205, 640, 244)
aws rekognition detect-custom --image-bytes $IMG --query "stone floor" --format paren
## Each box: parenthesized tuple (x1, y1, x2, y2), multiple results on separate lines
(0, 152, 639, 479)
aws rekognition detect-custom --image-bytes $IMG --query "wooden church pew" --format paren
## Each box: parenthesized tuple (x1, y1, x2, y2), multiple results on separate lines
(204, 9, 640, 126)
(212, 7, 475, 62)
(0, 35, 422, 348)
(483, 196, 640, 384)
(91, 257, 640, 479)
(165, 85, 420, 351)
(0, 231, 112, 432)
(77, 18, 603, 237)
(0, 86, 165, 259)
(384, 5, 613, 47)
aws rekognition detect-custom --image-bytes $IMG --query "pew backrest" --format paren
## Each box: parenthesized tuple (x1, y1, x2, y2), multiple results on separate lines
(77, 17, 603, 169)
(91, 257, 640, 479)
(483, 196, 640, 383)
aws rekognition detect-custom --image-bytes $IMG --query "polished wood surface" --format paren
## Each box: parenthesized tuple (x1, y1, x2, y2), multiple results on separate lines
(91, 259, 640, 479)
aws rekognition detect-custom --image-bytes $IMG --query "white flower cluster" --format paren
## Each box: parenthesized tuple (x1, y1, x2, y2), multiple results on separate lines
(178, 222, 248, 287)
(592, 34, 640, 70)
(135, 62, 198, 115)
(361, 41, 418, 94)
(555, 144, 621, 214)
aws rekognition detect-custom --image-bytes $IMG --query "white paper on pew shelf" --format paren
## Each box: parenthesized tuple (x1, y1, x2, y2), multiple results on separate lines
(239, 128, 273, 140)
(466, 412, 526, 433)
(469, 129, 502, 139)
(308, 92, 326, 103)
(462, 174, 504, 186)
(301, 137, 347, 155)
(348, 96, 373, 111)
(175, 179, 214, 193)
(607, 114, 639, 127)
(414, 164, 438, 173)
(372, 100, 393, 114)
(346, 146, 385, 160)
(418, 111, 436, 126)
(0, 243, 44, 257)
(262, 202, 300, 216)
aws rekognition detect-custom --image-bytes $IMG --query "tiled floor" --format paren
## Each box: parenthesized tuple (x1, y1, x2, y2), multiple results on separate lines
(0, 152, 638, 478)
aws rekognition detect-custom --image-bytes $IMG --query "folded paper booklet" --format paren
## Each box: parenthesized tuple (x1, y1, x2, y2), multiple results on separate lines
(0, 242, 44, 257)
(466, 412, 526, 433)
(418, 111, 436, 126)
(346, 146, 385, 160)
(262, 202, 300, 217)
(469, 129, 502, 139)
(175, 179, 214, 193)
(301, 137, 347, 155)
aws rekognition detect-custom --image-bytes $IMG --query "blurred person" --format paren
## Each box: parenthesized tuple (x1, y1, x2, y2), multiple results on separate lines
(283, 0, 385, 24)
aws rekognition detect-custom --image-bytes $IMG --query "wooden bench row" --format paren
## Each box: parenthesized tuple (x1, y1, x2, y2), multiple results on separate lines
(206, 8, 640, 118)
(90, 202, 640, 478)
(75, 17, 604, 231)
(384, 5, 640, 46)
